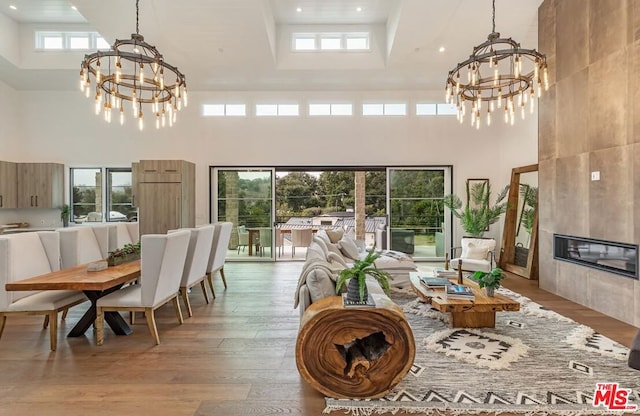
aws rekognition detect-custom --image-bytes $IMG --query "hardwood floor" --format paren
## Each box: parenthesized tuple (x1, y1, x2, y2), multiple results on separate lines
(0, 262, 636, 416)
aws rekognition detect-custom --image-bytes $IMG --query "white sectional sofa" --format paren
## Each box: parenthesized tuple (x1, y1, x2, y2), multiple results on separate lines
(294, 229, 417, 316)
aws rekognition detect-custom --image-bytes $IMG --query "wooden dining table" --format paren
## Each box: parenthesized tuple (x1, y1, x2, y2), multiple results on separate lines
(5, 260, 141, 337)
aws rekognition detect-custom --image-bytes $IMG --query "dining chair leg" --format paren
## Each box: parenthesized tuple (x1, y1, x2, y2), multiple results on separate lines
(181, 288, 193, 318)
(200, 280, 210, 304)
(172, 296, 184, 324)
(96, 307, 105, 346)
(48, 311, 58, 351)
(206, 272, 216, 299)
(61, 308, 68, 320)
(42, 314, 49, 329)
(130, 311, 135, 325)
(145, 308, 160, 345)
(0, 314, 6, 340)
(220, 267, 227, 289)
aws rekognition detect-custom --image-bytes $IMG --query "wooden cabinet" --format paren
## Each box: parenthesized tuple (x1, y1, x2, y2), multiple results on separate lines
(137, 160, 195, 235)
(17, 163, 64, 208)
(0, 161, 18, 208)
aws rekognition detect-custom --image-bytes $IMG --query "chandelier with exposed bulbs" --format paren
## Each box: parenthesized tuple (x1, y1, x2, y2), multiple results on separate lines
(445, 0, 548, 128)
(79, 0, 187, 130)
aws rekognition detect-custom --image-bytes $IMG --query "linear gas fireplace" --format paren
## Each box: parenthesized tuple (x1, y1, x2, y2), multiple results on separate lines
(553, 234, 638, 279)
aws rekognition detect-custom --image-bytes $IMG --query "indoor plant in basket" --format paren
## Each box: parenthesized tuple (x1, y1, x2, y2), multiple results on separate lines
(107, 242, 141, 266)
(471, 267, 505, 297)
(443, 182, 509, 237)
(335, 249, 392, 303)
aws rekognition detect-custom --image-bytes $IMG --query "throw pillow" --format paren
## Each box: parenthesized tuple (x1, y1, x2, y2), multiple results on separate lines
(338, 236, 360, 260)
(307, 268, 337, 302)
(326, 229, 344, 244)
(315, 230, 332, 245)
(462, 244, 489, 260)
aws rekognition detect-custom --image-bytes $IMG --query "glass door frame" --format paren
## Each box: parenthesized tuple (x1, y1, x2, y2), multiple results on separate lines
(385, 166, 452, 262)
(211, 167, 276, 262)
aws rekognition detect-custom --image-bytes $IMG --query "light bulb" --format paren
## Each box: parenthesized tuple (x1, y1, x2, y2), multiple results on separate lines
(120, 108, 124, 125)
(96, 60, 101, 83)
(487, 111, 491, 127)
(85, 86, 90, 98)
(183, 88, 188, 107)
(139, 63, 144, 84)
(155, 115, 160, 129)
(138, 111, 144, 131)
(504, 108, 509, 123)
(80, 78, 85, 92)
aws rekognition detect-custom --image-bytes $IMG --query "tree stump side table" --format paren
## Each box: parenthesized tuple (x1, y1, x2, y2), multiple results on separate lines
(295, 295, 415, 399)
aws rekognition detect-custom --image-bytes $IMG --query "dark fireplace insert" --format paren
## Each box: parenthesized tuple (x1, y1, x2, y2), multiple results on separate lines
(553, 234, 638, 279)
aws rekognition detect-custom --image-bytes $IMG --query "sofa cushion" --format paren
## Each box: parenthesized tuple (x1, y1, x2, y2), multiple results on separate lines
(306, 268, 337, 303)
(315, 230, 332, 246)
(326, 229, 344, 244)
(338, 236, 360, 260)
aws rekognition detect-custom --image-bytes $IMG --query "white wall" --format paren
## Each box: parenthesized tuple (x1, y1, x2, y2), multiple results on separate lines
(3, 86, 538, 251)
(0, 80, 20, 148)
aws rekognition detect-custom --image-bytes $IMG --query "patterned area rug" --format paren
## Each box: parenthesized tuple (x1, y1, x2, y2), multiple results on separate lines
(324, 288, 640, 415)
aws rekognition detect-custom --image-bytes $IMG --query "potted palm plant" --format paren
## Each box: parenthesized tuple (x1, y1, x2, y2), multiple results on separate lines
(335, 250, 392, 303)
(471, 267, 505, 296)
(443, 182, 509, 237)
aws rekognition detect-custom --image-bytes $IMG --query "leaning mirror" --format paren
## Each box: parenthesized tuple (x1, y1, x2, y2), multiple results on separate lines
(500, 164, 538, 279)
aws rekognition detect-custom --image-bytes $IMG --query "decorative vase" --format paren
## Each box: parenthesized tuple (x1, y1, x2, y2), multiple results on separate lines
(347, 277, 368, 303)
(485, 287, 495, 297)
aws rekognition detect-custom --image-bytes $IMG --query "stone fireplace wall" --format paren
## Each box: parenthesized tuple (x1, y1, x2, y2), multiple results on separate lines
(538, 0, 640, 326)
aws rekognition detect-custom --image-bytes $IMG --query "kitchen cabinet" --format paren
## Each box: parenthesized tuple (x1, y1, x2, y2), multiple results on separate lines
(136, 160, 195, 235)
(0, 161, 18, 208)
(17, 163, 64, 208)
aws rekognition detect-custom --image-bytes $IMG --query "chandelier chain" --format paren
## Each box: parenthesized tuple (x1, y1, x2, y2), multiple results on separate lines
(491, 0, 496, 34)
(136, 0, 140, 35)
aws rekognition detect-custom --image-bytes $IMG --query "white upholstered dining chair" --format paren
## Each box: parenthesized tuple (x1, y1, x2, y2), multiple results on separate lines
(205, 222, 233, 297)
(95, 229, 191, 346)
(0, 232, 87, 351)
(107, 222, 140, 252)
(58, 225, 110, 269)
(174, 225, 215, 317)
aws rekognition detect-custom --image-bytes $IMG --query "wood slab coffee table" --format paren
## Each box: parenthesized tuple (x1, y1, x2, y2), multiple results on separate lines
(409, 271, 520, 328)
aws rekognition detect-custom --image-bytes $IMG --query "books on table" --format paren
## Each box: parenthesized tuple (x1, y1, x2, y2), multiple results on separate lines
(435, 269, 459, 278)
(445, 284, 475, 300)
(419, 276, 452, 289)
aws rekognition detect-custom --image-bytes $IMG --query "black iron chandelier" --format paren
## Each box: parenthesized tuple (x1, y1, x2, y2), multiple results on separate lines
(79, 0, 187, 130)
(445, 0, 548, 128)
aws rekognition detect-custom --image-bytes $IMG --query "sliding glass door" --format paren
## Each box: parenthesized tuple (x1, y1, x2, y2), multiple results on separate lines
(386, 167, 451, 261)
(212, 168, 275, 261)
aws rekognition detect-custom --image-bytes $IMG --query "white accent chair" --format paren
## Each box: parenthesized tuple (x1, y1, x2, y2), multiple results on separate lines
(58, 226, 110, 269)
(237, 225, 249, 253)
(449, 237, 497, 273)
(291, 228, 313, 257)
(206, 222, 233, 297)
(0, 232, 87, 351)
(95, 229, 191, 346)
(259, 228, 272, 257)
(107, 222, 139, 252)
(175, 225, 215, 317)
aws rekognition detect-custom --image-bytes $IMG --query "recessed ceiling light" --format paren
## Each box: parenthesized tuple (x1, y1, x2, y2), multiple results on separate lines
(356, 7, 362, 12)
(71, 5, 77, 10)
(439, 46, 446, 53)
(9, 5, 17, 10)
(296, 7, 302, 12)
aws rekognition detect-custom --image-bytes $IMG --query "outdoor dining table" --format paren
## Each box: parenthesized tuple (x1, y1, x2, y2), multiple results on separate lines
(5, 260, 141, 337)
